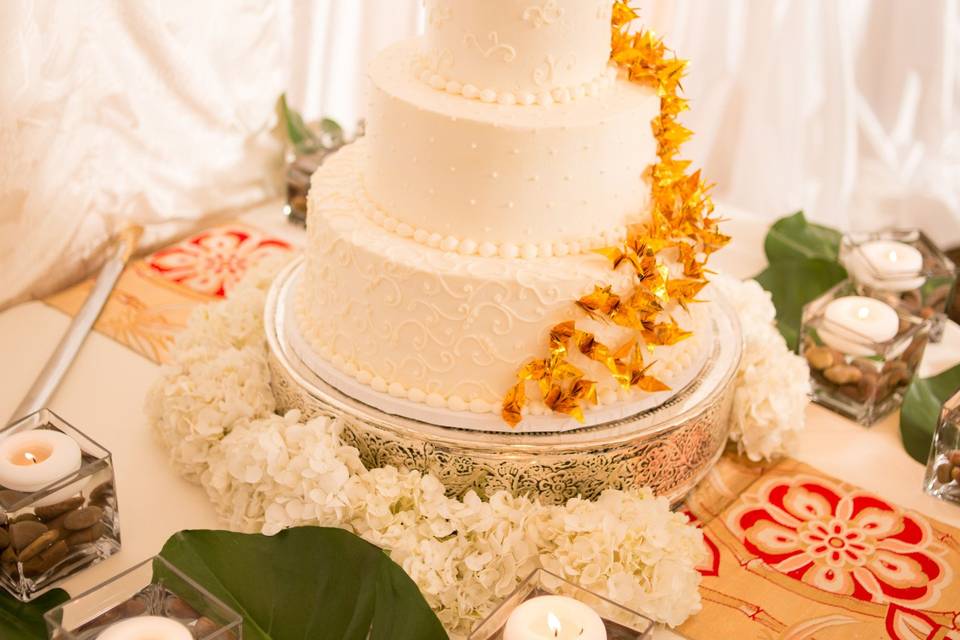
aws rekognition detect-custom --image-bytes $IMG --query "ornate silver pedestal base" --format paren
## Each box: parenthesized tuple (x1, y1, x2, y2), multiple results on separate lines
(266, 259, 742, 505)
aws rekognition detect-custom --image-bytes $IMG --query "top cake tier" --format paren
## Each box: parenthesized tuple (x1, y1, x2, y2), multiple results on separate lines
(422, 0, 613, 102)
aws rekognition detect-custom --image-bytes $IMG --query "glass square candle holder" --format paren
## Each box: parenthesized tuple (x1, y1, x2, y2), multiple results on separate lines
(468, 569, 654, 640)
(923, 387, 960, 506)
(0, 409, 120, 602)
(839, 228, 958, 342)
(800, 280, 932, 426)
(44, 555, 242, 639)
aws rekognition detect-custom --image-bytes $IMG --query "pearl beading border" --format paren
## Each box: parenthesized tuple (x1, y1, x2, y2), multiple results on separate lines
(413, 60, 620, 107)
(358, 189, 627, 259)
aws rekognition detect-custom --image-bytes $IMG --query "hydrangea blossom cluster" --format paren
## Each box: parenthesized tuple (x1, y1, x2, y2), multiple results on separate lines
(148, 258, 808, 635)
(711, 274, 810, 461)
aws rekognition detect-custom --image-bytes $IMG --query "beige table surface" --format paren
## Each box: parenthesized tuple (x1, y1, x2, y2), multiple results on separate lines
(1, 201, 958, 638)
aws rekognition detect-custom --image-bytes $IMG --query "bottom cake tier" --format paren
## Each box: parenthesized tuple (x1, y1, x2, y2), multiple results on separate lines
(267, 258, 743, 505)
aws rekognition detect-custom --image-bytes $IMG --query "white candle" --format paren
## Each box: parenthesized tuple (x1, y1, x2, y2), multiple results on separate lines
(503, 595, 607, 640)
(818, 296, 900, 356)
(96, 616, 193, 640)
(848, 240, 925, 292)
(0, 430, 82, 503)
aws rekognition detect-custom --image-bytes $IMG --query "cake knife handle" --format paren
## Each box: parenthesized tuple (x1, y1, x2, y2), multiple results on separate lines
(7, 225, 143, 426)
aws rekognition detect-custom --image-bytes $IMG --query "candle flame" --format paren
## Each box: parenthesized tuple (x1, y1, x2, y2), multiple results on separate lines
(856, 306, 870, 320)
(24, 452, 39, 464)
(547, 612, 562, 637)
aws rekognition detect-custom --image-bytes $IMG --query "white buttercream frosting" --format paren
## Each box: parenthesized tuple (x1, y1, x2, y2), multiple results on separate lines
(298, 144, 710, 422)
(357, 183, 626, 259)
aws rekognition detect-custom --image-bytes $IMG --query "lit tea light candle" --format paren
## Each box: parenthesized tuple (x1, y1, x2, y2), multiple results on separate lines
(96, 616, 193, 640)
(849, 240, 925, 292)
(819, 296, 900, 356)
(0, 430, 82, 496)
(503, 595, 607, 640)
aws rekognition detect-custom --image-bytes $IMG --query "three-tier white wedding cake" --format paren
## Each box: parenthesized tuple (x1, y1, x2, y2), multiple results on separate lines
(292, 0, 720, 433)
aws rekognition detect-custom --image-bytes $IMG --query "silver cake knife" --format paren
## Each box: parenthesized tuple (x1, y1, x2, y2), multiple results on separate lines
(7, 225, 143, 425)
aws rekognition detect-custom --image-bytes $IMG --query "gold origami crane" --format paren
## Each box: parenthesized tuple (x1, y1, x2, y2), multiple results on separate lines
(501, 1, 729, 427)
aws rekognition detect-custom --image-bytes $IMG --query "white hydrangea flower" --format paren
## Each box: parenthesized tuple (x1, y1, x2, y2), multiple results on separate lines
(148, 258, 810, 636)
(711, 274, 811, 461)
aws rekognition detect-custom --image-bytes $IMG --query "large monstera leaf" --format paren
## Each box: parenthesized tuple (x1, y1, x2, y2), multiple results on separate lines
(159, 527, 448, 640)
(900, 364, 960, 464)
(0, 588, 68, 639)
(755, 211, 847, 350)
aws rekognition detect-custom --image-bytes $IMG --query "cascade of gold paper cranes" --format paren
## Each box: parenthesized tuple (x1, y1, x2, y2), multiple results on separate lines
(501, 1, 730, 427)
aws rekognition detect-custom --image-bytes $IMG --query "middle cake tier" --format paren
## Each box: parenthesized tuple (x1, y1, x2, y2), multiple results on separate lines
(363, 38, 660, 253)
(299, 142, 709, 428)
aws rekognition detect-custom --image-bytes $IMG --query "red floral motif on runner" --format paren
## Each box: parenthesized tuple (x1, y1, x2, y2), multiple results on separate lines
(147, 226, 290, 297)
(727, 475, 951, 609)
(684, 510, 720, 577)
(884, 604, 960, 639)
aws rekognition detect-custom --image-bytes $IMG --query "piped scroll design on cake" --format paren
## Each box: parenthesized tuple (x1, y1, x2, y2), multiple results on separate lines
(427, 3, 452, 28)
(416, 47, 454, 76)
(297, 273, 703, 417)
(533, 54, 578, 89)
(500, 2, 730, 427)
(463, 32, 517, 63)
(522, 1, 565, 28)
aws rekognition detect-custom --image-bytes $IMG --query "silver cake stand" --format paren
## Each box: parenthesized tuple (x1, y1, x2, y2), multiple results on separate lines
(266, 258, 742, 505)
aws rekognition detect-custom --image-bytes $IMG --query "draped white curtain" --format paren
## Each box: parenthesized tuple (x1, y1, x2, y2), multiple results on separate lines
(282, 0, 423, 135)
(1, 0, 958, 307)
(637, 0, 960, 242)
(0, 0, 285, 308)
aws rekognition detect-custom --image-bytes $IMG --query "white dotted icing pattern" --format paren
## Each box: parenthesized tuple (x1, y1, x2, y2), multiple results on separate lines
(357, 179, 627, 259)
(366, 42, 660, 249)
(414, 57, 618, 107)
(299, 144, 711, 418)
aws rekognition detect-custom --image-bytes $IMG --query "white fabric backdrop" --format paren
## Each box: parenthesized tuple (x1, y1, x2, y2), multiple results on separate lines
(0, 0, 284, 308)
(637, 0, 960, 242)
(2, 0, 958, 308)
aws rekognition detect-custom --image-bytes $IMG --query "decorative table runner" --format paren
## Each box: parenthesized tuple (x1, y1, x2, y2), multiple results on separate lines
(43, 223, 292, 364)
(681, 454, 960, 640)
(42, 222, 960, 639)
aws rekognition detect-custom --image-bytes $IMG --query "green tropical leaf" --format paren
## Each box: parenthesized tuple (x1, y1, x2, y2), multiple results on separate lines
(319, 118, 345, 147)
(276, 94, 322, 155)
(755, 258, 848, 351)
(764, 211, 843, 264)
(900, 364, 960, 464)
(0, 587, 69, 639)
(159, 527, 448, 640)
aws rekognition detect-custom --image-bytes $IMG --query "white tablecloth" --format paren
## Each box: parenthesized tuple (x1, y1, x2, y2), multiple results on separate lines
(1, 202, 958, 638)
